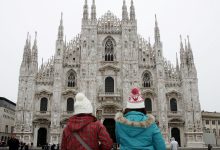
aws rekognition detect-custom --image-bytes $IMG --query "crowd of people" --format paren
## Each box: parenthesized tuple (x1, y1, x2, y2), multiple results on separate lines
(2, 87, 214, 150)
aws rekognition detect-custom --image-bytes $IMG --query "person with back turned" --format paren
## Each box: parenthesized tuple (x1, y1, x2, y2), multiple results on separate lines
(115, 87, 166, 150)
(61, 93, 113, 150)
(170, 137, 178, 150)
(7, 133, 19, 150)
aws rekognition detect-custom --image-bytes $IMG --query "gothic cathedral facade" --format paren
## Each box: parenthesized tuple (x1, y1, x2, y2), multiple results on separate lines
(15, 0, 203, 147)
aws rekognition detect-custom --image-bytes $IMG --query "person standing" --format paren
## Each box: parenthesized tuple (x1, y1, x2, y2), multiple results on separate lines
(115, 87, 166, 150)
(208, 144, 212, 150)
(61, 93, 113, 150)
(170, 137, 178, 150)
(7, 133, 20, 150)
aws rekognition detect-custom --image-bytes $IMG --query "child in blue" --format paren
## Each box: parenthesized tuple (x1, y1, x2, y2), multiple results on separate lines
(115, 87, 166, 150)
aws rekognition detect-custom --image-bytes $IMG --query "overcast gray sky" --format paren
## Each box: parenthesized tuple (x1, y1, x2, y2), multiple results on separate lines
(0, 0, 219, 112)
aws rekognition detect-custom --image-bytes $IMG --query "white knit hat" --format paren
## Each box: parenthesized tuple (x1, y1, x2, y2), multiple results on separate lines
(74, 93, 93, 115)
(126, 87, 145, 109)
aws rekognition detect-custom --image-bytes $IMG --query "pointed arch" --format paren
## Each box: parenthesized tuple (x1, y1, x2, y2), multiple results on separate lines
(66, 70, 77, 87)
(103, 36, 116, 61)
(105, 39, 114, 61)
(142, 71, 153, 87)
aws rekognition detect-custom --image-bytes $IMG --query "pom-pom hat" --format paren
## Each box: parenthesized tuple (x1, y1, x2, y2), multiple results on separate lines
(126, 87, 145, 109)
(74, 93, 93, 115)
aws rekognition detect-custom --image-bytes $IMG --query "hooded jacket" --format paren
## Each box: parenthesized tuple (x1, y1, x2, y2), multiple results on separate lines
(61, 114, 113, 150)
(170, 138, 178, 150)
(115, 111, 166, 150)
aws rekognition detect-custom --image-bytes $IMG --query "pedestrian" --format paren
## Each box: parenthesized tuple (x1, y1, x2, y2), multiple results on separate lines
(20, 142, 24, 150)
(115, 87, 166, 150)
(61, 93, 113, 150)
(24, 143, 29, 150)
(170, 137, 178, 150)
(208, 144, 212, 150)
(51, 144, 55, 150)
(7, 133, 20, 150)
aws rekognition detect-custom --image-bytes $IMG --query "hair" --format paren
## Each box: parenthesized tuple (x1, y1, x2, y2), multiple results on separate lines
(123, 108, 146, 115)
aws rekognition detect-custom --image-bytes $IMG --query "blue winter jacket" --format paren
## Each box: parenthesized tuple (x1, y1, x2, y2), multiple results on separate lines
(115, 111, 166, 150)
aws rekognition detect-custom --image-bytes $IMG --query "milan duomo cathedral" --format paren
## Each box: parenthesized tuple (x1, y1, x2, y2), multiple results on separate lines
(15, 0, 204, 147)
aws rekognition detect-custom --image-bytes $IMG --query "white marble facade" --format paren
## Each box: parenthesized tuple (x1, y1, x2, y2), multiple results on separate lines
(15, 0, 203, 147)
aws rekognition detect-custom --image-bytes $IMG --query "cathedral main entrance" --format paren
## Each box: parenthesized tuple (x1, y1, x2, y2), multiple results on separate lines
(37, 128, 47, 147)
(96, 104, 122, 143)
(103, 118, 116, 142)
(171, 127, 181, 147)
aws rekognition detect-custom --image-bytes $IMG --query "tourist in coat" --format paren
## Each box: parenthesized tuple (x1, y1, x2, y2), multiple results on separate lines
(61, 93, 113, 150)
(7, 133, 20, 150)
(170, 137, 178, 150)
(115, 87, 166, 150)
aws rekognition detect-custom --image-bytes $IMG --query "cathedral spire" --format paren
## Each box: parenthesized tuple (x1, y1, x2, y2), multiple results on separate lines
(32, 31, 38, 50)
(32, 32, 38, 58)
(180, 35, 185, 66)
(83, 0, 89, 20)
(23, 32, 29, 63)
(180, 35, 184, 51)
(176, 52, 180, 72)
(122, 0, 129, 21)
(32, 32, 38, 71)
(130, 0, 135, 21)
(27, 35, 32, 63)
(187, 35, 194, 65)
(58, 13, 64, 41)
(154, 14, 161, 44)
(22, 32, 32, 66)
(184, 38, 188, 51)
(187, 35, 192, 51)
(91, 0, 96, 20)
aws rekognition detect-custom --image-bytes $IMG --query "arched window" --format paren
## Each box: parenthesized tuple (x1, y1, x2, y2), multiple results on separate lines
(145, 98, 152, 112)
(67, 72, 76, 87)
(67, 98, 74, 112)
(40, 97, 48, 112)
(105, 39, 114, 61)
(105, 77, 114, 93)
(143, 72, 152, 87)
(170, 98, 177, 111)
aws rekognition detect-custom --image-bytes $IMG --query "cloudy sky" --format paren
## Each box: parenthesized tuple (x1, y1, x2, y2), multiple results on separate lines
(0, 0, 219, 112)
